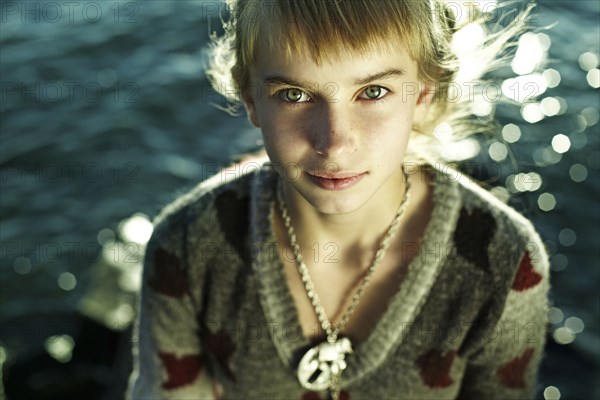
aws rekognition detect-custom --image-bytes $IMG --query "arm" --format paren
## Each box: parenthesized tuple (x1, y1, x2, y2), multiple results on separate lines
(127, 218, 214, 400)
(459, 237, 550, 399)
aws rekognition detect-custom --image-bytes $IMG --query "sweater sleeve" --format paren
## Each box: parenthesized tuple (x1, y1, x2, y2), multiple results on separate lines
(458, 230, 550, 399)
(126, 215, 214, 400)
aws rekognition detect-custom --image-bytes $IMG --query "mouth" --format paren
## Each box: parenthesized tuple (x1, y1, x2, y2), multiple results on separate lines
(305, 170, 367, 190)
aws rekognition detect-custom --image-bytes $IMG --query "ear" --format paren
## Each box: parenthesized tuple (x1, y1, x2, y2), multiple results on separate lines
(242, 89, 261, 128)
(414, 83, 435, 123)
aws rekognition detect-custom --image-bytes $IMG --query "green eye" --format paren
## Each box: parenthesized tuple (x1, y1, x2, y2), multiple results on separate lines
(364, 86, 382, 99)
(285, 89, 304, 102)
(278, 88, 310, 104)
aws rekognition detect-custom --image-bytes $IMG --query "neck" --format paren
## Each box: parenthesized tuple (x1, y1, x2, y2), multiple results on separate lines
(279, 167, 408, 263)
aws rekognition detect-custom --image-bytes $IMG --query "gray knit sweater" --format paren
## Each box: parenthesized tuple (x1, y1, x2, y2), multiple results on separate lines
(127, 162, 550, 400)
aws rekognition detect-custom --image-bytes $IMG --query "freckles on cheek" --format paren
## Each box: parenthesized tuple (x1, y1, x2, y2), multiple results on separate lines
(271, 116, 310, 142)
(364, 118, 406, 142)
(261, 124, 299, 156)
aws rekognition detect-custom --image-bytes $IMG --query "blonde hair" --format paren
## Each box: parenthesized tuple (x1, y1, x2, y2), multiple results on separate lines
(206, 0, 533, 160)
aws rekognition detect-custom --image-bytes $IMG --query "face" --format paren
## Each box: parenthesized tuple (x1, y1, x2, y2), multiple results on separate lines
(244, 42, 432, 216)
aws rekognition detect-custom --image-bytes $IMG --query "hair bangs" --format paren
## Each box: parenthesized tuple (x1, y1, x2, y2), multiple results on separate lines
(237, 0, 431, 84)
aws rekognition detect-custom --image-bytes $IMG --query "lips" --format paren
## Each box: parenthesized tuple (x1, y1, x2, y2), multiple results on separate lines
(307, 170, 364, 179)
(305, 170, 367, 190)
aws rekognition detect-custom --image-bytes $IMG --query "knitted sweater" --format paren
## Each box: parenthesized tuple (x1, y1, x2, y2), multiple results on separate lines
(127, 161, 550, 400)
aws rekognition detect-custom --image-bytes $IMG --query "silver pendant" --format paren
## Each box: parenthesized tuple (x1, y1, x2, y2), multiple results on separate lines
(297, 337, 353, 390)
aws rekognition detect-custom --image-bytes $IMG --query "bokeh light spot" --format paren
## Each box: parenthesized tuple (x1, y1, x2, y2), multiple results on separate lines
(544, 386, 561, 400)
(502, 124, 521, 143)
(490, 186, 510, 202)
(439, 138, 481, 161)
(574, 114, 587, 133)
(533, 146, 562, 166)
(581, 107, 599, 126)
(13, 256, 32, 275)
(58, 272, 77, 291)
(106, 303, 135, 328)
(569, 132, 587, 150)
(569, 163, 588, 182)
(472, 100, 493, 117)
(524, 172, 542, 191)
(451, 23, 487, 81)
(536, 33, 551, 51)
(510, 172, 542, 192)
(45, 335, 75, 363)
(538, 192, 556, 211)
(502, 74, 547, 103)
(586, 68, 600, 88)
(119, 213, 153, 245)
(97, 228, 116, 245)
(578, 52, 599, 71)
(540, 97, 561, 116)
(555, 97, 568, 115)
(551, 134, 571, 154)
(452, 22, 486, 55)
(553, 327, 575, 344)
(565, 317, 585, 334)
(511, 33, 548, 75)
(547, 307, 564, 324)
(542, 68, 561, 88)
(558, 228, 576, 246)
(522, 103, 544, 123)
(488, 142, 508, 161)
(542, 147, 562, 164)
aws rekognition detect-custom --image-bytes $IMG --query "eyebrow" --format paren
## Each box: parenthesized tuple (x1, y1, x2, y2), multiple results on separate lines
(262, 68, 406, 87)
(352, 68, 406, 85)
(263, 74, 305, 87)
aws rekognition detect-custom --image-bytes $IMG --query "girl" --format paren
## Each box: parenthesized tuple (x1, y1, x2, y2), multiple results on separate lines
(128, 1, 549, 399)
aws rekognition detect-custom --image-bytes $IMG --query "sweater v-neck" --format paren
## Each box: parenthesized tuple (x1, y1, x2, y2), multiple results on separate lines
(250, 162, 461, 386)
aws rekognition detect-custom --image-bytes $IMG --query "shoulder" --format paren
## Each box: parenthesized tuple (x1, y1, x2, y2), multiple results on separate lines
(427, 161, 542, 243)
(425, 162, 549, 285)
(148, 157, 274, 250)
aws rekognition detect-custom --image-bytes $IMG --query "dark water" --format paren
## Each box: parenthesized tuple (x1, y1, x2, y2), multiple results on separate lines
(0, 1, 598, 399)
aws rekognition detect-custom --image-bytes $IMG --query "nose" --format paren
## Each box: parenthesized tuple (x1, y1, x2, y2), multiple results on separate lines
(311, 105, 357, 157)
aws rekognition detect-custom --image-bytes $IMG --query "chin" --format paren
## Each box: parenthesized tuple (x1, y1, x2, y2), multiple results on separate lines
(298, 188, 369, 216)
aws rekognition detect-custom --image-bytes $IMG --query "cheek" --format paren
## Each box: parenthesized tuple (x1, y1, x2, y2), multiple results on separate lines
(360, 109, 414, 145)
(258, 107, 310, 144)
(259, 119, 309, 166)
